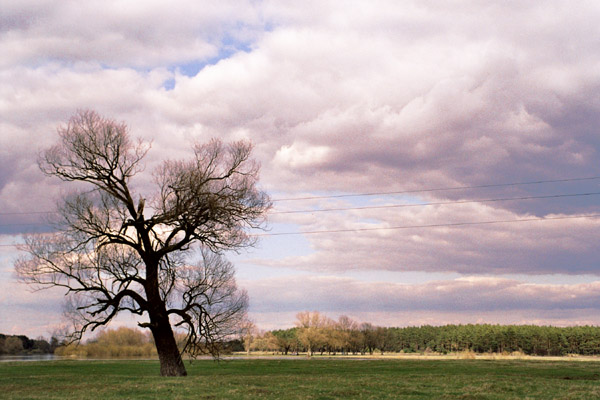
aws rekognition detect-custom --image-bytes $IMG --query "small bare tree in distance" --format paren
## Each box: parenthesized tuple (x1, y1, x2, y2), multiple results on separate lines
(296, 311, 331, 356)
(15, 110, 271, 376)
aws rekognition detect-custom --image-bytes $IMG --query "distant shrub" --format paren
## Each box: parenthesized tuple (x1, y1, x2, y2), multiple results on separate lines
(459, 350, 476, 359)
(55, 327, 157, 358)
(3, 337, 24, 355)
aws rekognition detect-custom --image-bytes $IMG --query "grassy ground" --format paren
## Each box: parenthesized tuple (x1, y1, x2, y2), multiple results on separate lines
(1, 358, 599, 399)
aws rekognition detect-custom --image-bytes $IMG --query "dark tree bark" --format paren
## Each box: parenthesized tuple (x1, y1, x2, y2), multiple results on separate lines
(141, 256, 187, 376)
(148, 306, 187, 376)
(15, 110, 269, 376)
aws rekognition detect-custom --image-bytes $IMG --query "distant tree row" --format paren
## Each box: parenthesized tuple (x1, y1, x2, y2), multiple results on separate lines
(8, 315, 600, 358)
(243, 312, 600, 357)
(0, 334, 60, 355)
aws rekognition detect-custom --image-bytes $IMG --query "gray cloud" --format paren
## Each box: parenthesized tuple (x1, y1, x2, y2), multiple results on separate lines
(154, 6, 600, 218)
(2, 0, 599, 260)
(2, 0, 600, 332)
(258, 202, 600, 275)
(249, 308, 600, 331)
(0, 0, 265, 68)
(243, 275, 600, 314)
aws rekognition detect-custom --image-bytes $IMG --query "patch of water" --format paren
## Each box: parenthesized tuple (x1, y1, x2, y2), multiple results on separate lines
(0, 354, 60, 362)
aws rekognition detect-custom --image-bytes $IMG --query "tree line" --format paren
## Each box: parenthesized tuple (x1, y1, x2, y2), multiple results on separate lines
(244, 312, 600, 357)
(0, 334, 60, 355)
(6, 315, 600, 358)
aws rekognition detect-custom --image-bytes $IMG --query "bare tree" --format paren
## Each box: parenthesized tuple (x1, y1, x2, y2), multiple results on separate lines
(239, 319, 257, 355)
(15, 110, 271, 376)
(296, 311, 330, 356)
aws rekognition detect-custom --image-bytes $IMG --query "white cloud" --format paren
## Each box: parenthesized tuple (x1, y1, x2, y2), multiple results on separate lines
(0, 0, 265, 68)
(259, 201, 600, 275)
(2, 0, 600, 333)
(245, 274, 600, 313)
(274, 143, 330, 169)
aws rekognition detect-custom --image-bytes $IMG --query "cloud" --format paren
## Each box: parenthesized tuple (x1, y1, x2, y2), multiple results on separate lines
(0, 0, 265, 68)
(243, 274, 600, 314)
(242, 274, 600, 329)
(139, 1, 600, 217)
(3, 0, 600, 220)
(257, 201, 600, 275)
(248, 308, 600, 332)
(0, 64, 175, 226)
(2, 0, 600, 332)
(0, 268, 65, 336)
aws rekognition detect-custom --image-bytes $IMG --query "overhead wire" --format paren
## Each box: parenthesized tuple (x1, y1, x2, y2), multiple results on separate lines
(2, 213, 599, 245)
(271, 191, 600, 214)
(0, 176, 600, 216)
(0, 175, 599, 246)
(2, 191, 599, 225)
(271, 175, 600, 202)
(254, 213, 600, 237)
(0, 211, 55, 216)
(1, 175, 599, 217)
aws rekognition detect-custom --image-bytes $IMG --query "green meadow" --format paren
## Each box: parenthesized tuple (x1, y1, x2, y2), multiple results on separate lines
(1, 358, 599, 399)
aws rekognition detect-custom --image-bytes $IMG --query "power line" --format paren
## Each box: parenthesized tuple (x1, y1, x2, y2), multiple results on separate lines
(2, 213, 598, 247)
(0, 222, 52, 227)
(254, 213, 600, 237)
(3, 191, 598, 224)
(0, 211, 55, 217)
(2, 176, 599, 240)
(272, 176, 600, 202)
(1, 175, 599, 217)
(271, 191, 600, 214)
(0, 211, 55, 216)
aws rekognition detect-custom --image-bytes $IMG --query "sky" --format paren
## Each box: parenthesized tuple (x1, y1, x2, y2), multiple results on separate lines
(1, 0, 600, 338)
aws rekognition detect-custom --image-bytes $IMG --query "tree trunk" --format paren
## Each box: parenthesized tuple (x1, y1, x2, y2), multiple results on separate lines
(150, 310, 187, 376)
(144, 257, 187, 376)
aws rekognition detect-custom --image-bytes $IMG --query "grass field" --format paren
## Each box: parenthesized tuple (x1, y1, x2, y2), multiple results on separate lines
(1, 358, 599, 399)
